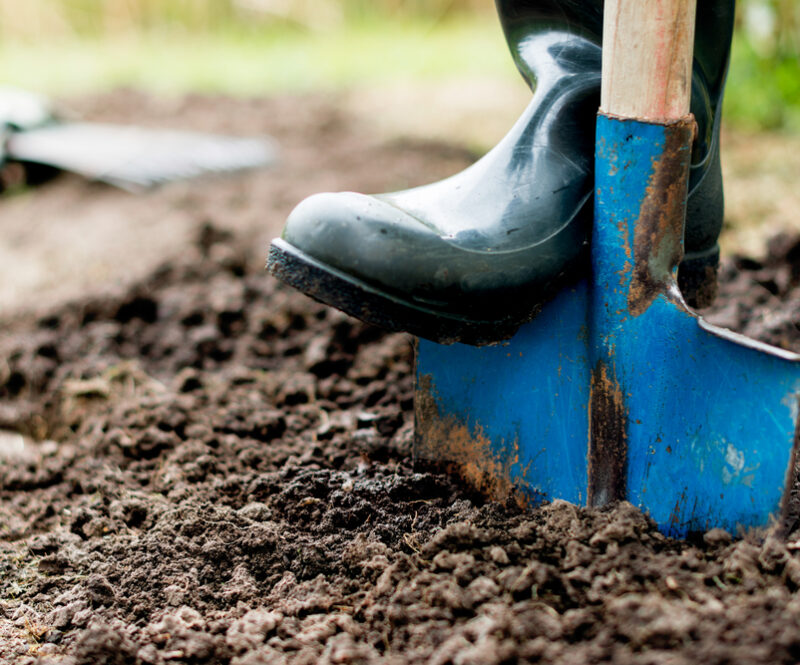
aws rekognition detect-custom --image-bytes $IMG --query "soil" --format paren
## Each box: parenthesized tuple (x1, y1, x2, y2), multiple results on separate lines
(3, 91, 800, 665)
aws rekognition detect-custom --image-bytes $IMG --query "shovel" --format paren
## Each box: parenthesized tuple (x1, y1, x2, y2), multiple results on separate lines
(415, 0, 800, 538)
(0, 87, 277, 192)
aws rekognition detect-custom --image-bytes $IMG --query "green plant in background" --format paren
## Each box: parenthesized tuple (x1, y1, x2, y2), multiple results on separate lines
(726, 0, 800, 131)
(0, 0, 797, 132)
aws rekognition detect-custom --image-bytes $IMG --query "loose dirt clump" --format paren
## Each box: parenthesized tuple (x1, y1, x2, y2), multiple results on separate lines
(3, 92, 800, 664)
(704, 232, 800, 350)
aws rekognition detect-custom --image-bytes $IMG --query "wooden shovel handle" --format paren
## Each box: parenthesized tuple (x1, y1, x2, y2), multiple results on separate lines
(600, 0, 697, 121)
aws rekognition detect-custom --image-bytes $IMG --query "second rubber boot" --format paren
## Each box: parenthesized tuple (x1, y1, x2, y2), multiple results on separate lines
(268, 0, 734, 345)
(498, 0, 733, 308)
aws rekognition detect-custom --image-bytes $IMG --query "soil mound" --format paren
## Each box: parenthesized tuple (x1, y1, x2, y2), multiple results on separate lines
(3, 92, 800, 664)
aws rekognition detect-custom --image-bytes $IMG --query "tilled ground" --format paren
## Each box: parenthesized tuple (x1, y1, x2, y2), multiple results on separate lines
(3, 93, 800, 665)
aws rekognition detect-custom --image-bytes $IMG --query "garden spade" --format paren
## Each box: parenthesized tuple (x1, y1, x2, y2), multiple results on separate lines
(0, 87, 277, 191)
(415, 0, 800, 538)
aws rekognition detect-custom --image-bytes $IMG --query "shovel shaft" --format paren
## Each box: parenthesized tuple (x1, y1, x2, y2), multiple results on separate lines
(601, 0, 697, 121)
(590, 0, 699, 507)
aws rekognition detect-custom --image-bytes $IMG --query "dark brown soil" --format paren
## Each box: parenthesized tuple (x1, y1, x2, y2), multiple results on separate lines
(3, 92, 800, 665)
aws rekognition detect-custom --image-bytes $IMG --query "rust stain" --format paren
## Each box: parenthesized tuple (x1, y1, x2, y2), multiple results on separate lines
(617, 216, 632, 261)
(627, 116, 695, 316)
(668, 491, 686, 529)
(587, 361, 628, 507)
(776, 396, 800, 540)
(620, 261, 633, 287)
(415, 374, 530, 508)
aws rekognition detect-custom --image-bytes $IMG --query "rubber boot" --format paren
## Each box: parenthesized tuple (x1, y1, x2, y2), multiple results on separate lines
(268, 0, 734, 346)
(498, 0, 733, 309)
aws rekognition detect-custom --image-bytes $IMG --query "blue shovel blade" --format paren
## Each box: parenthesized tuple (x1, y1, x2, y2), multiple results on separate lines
(623, 290, 800, 536)
(416, 281, 591, 508)
(416, 283, 800, 538)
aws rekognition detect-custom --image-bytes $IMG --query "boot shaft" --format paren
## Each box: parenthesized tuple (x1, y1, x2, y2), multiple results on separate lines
(496, 0, 735, 152)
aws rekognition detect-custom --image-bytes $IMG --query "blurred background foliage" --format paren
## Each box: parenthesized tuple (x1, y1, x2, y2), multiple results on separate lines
(729, 0, 800, 131)
(0, 0, 797, 132)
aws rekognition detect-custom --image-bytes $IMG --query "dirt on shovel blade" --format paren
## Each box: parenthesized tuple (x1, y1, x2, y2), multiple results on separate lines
(3, 92, 800, 665)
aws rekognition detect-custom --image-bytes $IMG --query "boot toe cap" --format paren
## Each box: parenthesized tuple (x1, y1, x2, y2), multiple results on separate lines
(281, 188, 589, 310)
(283, 191, 442, 297)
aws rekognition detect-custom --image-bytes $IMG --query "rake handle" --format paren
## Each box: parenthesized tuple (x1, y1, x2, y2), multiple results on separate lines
(600, 0, 697, 121)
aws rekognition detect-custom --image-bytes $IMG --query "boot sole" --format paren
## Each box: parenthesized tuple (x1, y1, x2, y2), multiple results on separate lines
(267, 239, 547, 346)
(268, 239, 718, 344)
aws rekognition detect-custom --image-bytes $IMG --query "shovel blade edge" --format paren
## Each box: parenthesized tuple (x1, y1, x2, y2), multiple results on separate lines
(620, 293, 800, 537)
(415, 281, 800, 538)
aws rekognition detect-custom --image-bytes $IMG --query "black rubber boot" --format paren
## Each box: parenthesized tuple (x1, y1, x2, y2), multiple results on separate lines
(498, 0, 733, 309)
(269, 28, 600, 346)
(268, 0, 734, 345)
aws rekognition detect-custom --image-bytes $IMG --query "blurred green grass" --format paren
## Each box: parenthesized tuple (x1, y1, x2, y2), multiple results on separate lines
(0, 18, 514, 95)
(0, 0, 797, 132)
